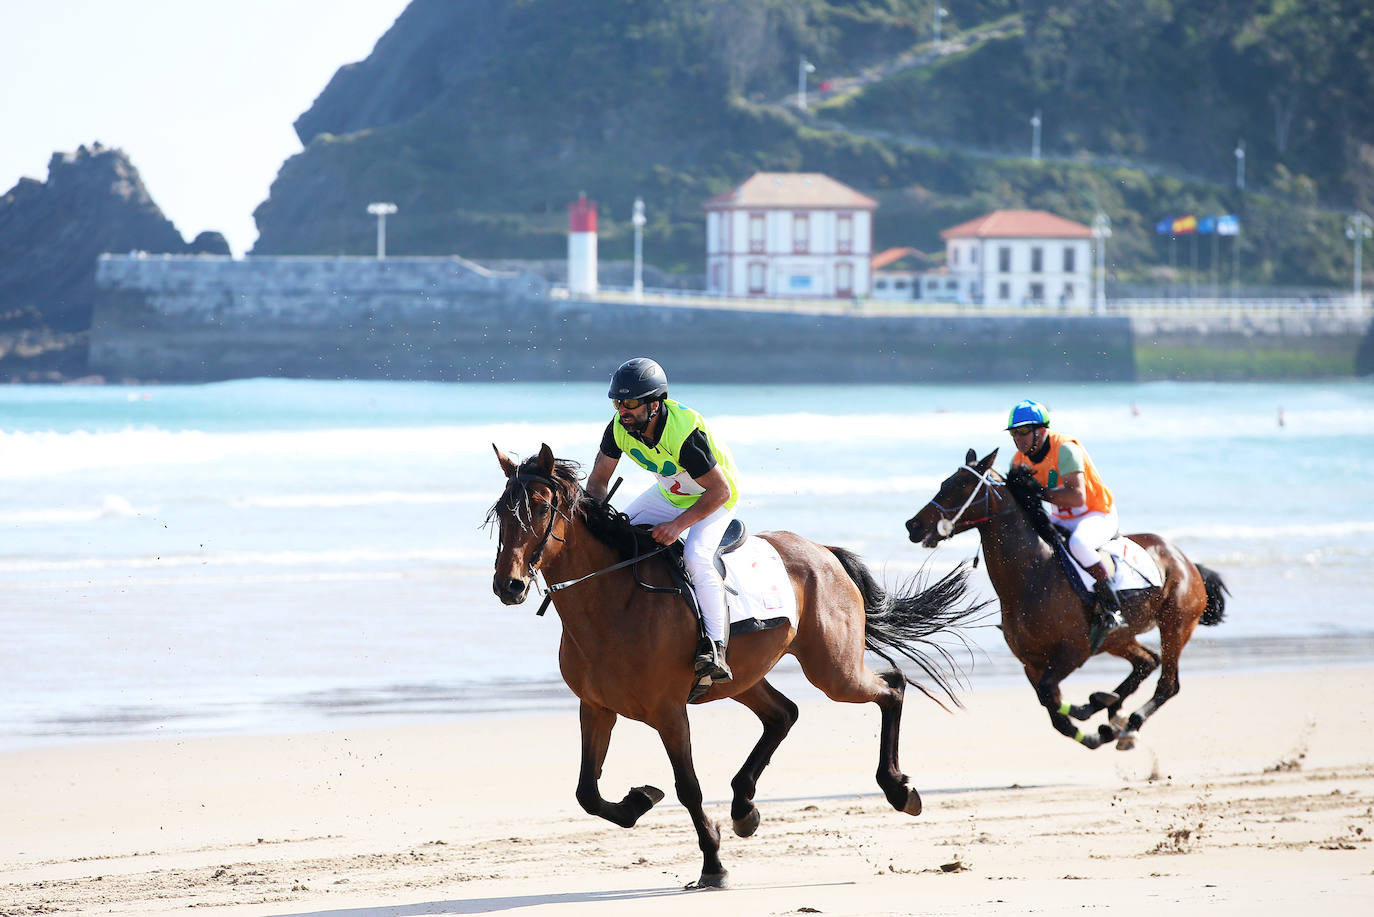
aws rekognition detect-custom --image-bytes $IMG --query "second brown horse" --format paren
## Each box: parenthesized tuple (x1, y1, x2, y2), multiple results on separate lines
(906, 448, 1227, 751)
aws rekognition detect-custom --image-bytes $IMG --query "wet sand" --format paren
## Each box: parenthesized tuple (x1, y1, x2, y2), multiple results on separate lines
(2, 663, 1371, 916)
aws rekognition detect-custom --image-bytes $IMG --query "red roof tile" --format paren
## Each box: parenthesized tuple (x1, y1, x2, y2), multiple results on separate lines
(940, 209, 1091, 240)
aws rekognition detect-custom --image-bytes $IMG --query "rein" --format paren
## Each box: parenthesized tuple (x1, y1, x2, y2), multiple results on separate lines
(501, 472, 665, 617)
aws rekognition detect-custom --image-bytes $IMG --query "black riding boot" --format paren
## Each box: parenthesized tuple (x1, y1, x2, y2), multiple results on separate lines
(693, 638, 733, 683)
(1088, 577, 1126, 654)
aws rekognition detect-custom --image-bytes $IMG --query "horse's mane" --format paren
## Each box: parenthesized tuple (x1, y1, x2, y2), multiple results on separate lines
(486, 454, 645, 559)
(1005, 465, 1063, 548)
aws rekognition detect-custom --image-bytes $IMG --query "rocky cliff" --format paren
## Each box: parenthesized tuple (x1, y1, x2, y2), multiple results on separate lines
(0, 144, 220, 332)
(0, 143, 222, 379)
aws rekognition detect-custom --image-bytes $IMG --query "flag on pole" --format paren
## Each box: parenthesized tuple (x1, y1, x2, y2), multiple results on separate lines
(1155, 219, 1173, 235)
(1172, 214, 1198, 234)
(1216, 214, 1239, 236)
(1197, 215, 1217, 234)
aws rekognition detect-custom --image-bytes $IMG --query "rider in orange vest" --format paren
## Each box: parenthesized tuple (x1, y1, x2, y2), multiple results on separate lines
(1006, 399, 1127, 653)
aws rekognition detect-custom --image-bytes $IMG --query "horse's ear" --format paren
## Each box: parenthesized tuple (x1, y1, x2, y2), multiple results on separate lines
(965, 448, 977, 465)
(977, 448, 999, 471)
(537, 443, 556, 474)
(494, 444, 518, 478)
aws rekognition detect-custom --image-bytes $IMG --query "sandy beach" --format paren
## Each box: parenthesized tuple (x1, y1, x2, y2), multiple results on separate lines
(2, 662, 1371, 916)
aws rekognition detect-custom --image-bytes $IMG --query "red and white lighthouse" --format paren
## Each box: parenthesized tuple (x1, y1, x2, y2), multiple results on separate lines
(567, 193, 598, 296)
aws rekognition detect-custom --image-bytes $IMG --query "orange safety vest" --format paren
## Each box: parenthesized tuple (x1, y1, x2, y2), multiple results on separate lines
(1011, 430, 1114, 518)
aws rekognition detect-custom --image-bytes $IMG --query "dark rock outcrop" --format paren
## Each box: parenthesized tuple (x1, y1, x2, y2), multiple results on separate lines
(0, 143, 192, 332)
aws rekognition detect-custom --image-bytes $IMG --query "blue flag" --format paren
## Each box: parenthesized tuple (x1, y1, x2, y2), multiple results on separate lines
(1155, 219, 1173, 235)
(1198, 215, 1217, 234)
(1216, 214, 1239, 236)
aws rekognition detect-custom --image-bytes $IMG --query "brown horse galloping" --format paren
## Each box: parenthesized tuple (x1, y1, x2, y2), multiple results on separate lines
(905, 449, 1227, 751)
(489, 444, 983, 888)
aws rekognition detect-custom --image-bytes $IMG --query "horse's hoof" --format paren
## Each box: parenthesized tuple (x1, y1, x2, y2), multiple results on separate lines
(732, 806, 761, 838)
(902, 786, 923, 816)
(630, 784, 665, 806)
(1089, 691, 1120, 709)
(1115, 732, 1138, 751)
(688, 871, 729, 889)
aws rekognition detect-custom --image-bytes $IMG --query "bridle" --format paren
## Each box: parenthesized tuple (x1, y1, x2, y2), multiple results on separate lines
(496, 471, 569, 579)
(924, 463, 1004, 538)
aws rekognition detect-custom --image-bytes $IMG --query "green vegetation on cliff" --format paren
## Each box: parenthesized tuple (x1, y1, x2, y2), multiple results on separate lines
(253, 0, 1374, 290)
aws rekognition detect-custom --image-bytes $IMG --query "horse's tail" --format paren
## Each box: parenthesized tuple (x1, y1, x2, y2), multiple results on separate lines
(1196, 563, 1229, 627)
(828, 546, 987, 710)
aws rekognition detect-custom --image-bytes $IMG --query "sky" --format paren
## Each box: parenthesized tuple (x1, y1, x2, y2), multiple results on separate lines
(1, 0, 413, 256)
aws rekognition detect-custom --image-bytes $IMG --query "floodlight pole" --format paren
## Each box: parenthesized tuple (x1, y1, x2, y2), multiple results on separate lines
(632, 197, 646, 302)
(367, 202, 398, 259)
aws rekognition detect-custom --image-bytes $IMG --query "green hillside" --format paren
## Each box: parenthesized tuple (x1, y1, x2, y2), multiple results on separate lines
(252, 0, 1374, 289)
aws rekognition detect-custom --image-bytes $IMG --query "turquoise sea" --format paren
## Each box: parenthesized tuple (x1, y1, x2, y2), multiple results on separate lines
(2, 378, 1371, 749)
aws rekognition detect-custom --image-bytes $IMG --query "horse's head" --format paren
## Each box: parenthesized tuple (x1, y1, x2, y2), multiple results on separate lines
(488, 443, 578, 605)
(905, 448, 1002, 547)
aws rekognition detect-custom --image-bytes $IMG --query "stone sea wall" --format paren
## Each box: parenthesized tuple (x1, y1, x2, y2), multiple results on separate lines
(101, 254, 1356, 384)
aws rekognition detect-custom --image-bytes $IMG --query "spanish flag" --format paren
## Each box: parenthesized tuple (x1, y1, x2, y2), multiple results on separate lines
(1172, 214, 1198, 234)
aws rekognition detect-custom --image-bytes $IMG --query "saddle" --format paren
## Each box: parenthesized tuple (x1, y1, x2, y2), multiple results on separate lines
(633, 518, 748, 614)
(1050, 523, 1162, 602)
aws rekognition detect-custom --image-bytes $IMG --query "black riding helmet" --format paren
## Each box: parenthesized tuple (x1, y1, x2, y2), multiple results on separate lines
(608, 358, 668, 402)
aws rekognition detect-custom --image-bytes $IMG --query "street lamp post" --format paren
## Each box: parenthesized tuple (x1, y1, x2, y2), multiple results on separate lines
(1233, 140, 1245, 191)
(1346, 211, 1372, 309)
(366, 202, 397, 259)
(1091, 211, 1111, 315)
(1030, 109, 1042, 161)
(933, 6, 948, 43)
(632, 197, 646, 302)
(798, 58, 815, 110)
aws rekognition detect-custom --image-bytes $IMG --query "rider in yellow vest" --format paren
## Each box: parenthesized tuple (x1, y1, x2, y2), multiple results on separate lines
(1006, 399, 1127, 653)
(587, 358, 740, 683)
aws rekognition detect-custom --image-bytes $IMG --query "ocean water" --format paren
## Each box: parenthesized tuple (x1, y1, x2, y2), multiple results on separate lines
(2, 378, 1371, 749)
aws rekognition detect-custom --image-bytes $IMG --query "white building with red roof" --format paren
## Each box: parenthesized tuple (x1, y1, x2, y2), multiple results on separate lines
(704, 172, 876, 298)
(940, 209, 1093, 307)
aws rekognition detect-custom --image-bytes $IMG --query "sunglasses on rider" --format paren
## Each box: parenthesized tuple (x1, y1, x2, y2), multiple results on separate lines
(612, 397, 652, 410)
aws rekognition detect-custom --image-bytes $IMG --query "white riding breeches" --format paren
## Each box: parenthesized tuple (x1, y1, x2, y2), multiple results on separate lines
(623, 485, 735, 645)
(1056, 507, 1119, 569)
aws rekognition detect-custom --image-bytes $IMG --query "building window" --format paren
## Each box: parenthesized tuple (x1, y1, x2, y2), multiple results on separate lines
(748, 261, 766, 294)
(1063, 246, 1076, 273)
(1062, 283, 1075, 303)
(711, 262, 723, 292)
(946, 279, 957, 290)
(998, 247, 1011, 272)
(893, 278, 907, 289)
(971, 246, 978, 264)
(875, 279, 888, 290)
(951, 247, 959, 267)
(749, 213, 765, 253)
(836, 262, 853, 296)
(1029, 282, 1044, 302)
(1031, 247, 1043, 273)
(837, 214, 853, 254)
(792, 212, 810, 253)
(998, 281, 1010, 300)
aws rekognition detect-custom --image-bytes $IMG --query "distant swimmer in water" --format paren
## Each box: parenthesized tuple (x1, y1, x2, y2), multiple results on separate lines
(1130, 402, 1140, 417)
(1278, 406, 1285, 428)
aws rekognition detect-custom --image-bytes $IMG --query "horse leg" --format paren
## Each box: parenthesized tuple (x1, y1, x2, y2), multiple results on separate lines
(1065, 641, 1159, 723)
(1118, 636, 1185, 748)
(574, 701, 664, 828)
(654, 709, 727, 889)
(871, 668, 923, 815)
(727, 678, 800, 838)
(1027, 660, 1116, 750)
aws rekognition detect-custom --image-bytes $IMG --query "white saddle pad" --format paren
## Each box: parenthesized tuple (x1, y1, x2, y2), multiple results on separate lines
(1071, 535, 1164, 593)
(720, 535, 799, 630)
